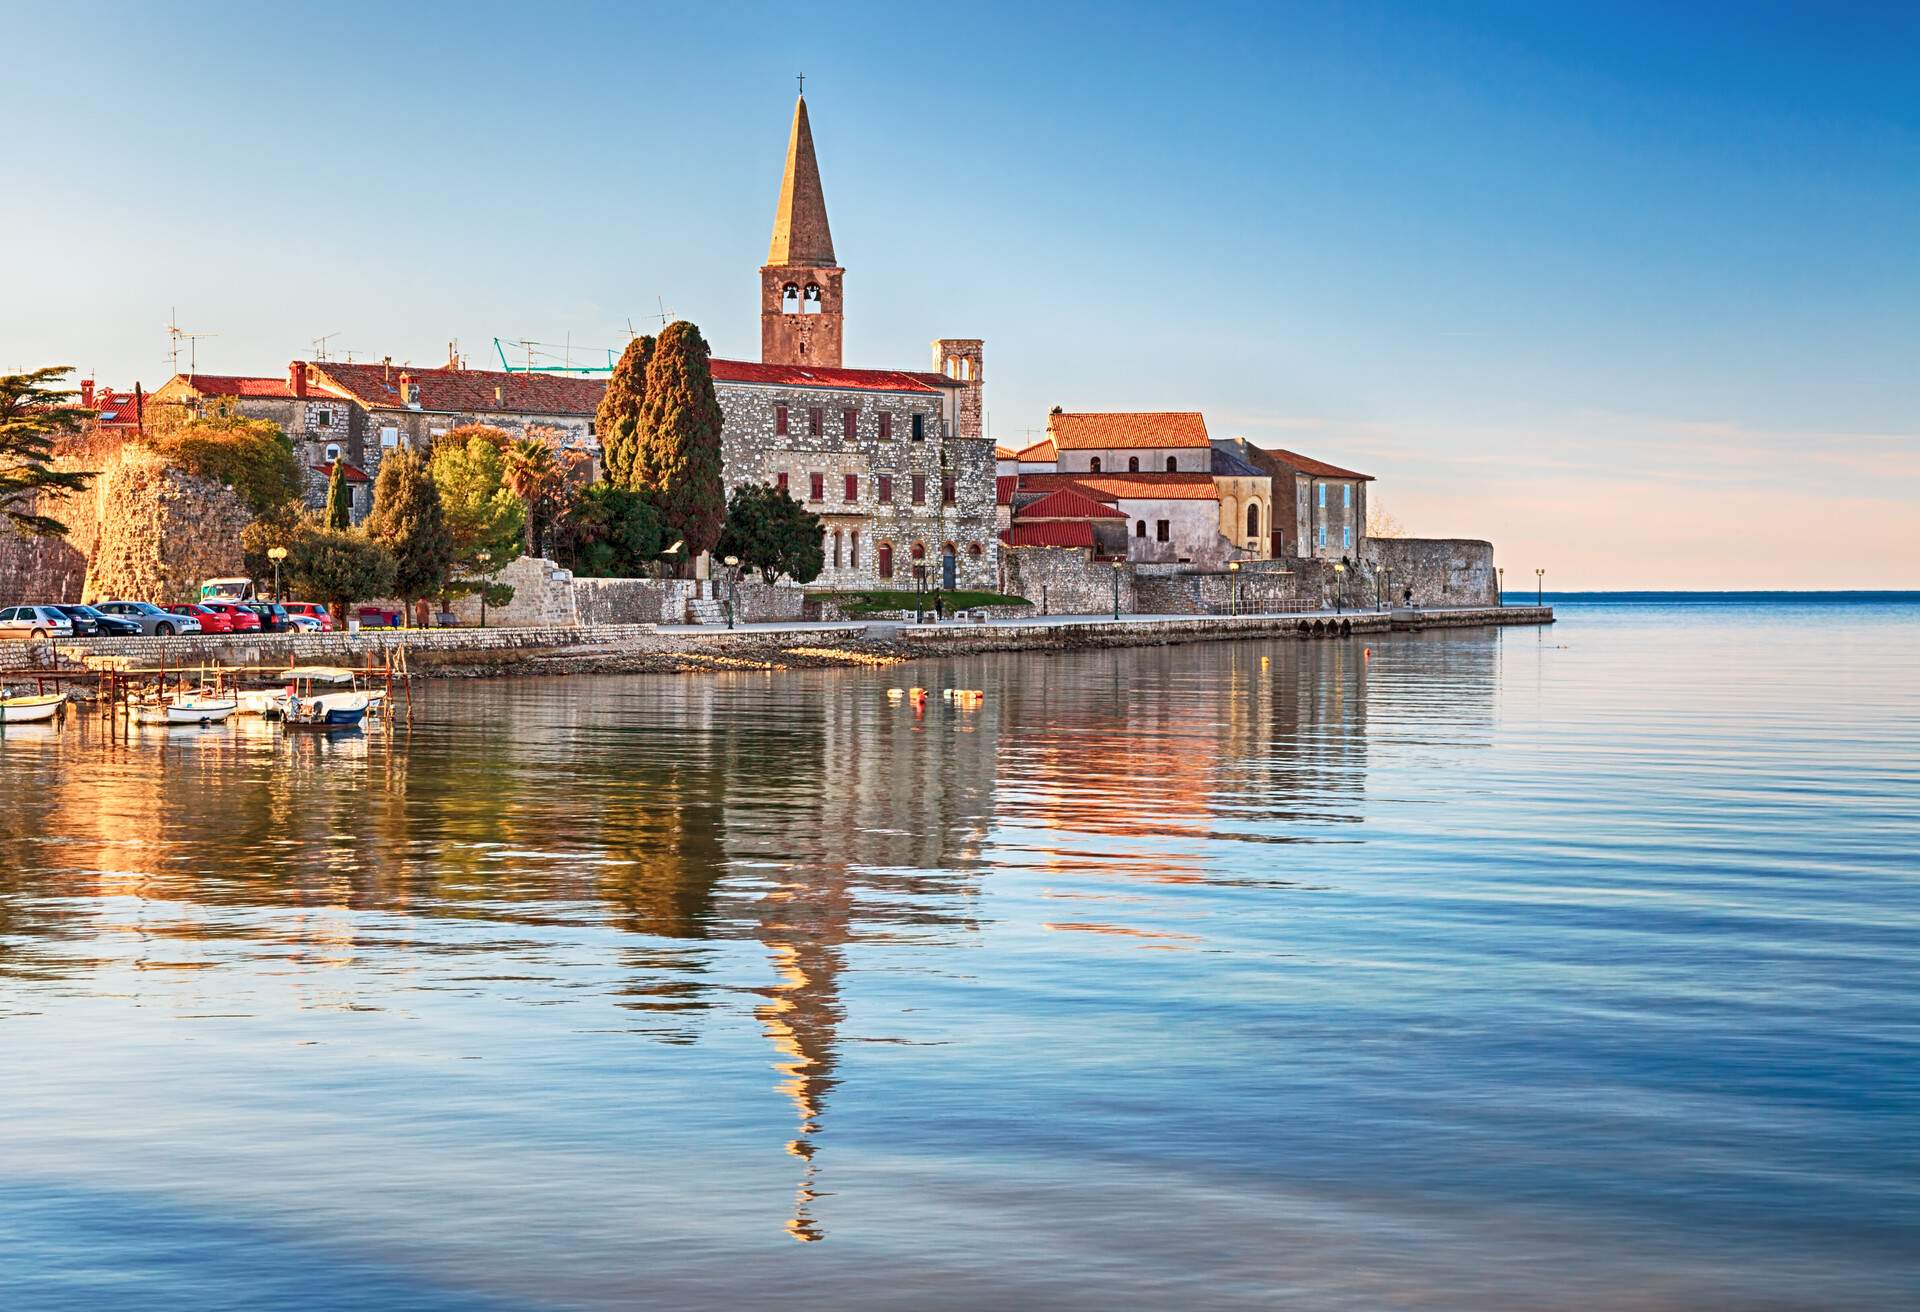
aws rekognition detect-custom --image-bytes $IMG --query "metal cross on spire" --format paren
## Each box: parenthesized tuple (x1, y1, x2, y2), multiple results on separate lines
(797, 72, 805, 96)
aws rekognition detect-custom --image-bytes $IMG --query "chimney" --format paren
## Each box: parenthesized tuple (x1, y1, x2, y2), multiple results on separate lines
(399, 372, 420, 409)
(134, 383, 145, 436)
(383, 355, 393, 382)
(80, 378, 95, 408)
(494, 384, 505, 406)
(288, 360, 308, 397)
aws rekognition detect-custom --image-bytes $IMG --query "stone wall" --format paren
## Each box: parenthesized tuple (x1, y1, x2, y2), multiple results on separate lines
(1002, 546, 1135, 615)
(1132, 564, 1309, 615)
(1362, 538, 1497, 607)
(441, 555, 806, 628)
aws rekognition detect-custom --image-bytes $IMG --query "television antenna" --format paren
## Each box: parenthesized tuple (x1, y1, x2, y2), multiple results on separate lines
(312, 331, 341, 361)
(165, 308, 217, 375)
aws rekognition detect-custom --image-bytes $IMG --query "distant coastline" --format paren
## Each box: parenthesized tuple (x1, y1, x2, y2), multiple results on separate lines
(1511, 591, 1920, 605)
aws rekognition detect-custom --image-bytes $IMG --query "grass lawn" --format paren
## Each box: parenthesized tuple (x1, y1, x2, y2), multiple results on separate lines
(809, 589, 1030, 616)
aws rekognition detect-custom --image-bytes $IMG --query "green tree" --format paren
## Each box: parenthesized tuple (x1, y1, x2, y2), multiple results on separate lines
(559, 482, 664, 577)
(501, 438, 570, 557)
(284, 529, 397, 627)
(636, 321, 725, 568)
(717, 481, 824, 585)
(595, 335, 653, 491)
(0, 366, 95, 537)
(364, 445, 452, 611)
(149, 400, 303, 516)
(241, 501, 317, 589)
(430, 434, 524, 571)
(324, 459, 353, 529)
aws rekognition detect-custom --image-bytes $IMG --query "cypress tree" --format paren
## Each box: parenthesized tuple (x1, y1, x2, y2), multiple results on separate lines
(595, 335, 652, 490)
(364, 445, 452, 612)
(324, 458, 352, 529)
(636, 321, 725, 565)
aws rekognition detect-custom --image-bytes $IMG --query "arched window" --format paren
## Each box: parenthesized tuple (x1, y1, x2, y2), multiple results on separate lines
(833, 529, 843, 570)
(967, 542, 983, 557)
(1165, 456, 1179, 472)
(781, 283, 800, 314)
(1135, 520, 1147, 538)
(1246, 502, 1260, 539)
(877, 541, 894, 579)
(324, 443, 340, 463)
(910, 541, 926, 561)
(802, 283, 823, 315)
(1089, 457, 1102, 473)
(1128, 456, 1140, 472)
(849, 530, 860, 568)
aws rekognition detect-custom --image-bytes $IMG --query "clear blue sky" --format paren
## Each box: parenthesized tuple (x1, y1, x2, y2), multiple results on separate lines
(5, 1, 1916, 586)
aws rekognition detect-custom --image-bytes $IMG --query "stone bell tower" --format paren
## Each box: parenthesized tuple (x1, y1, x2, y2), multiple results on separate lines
(760, 94, 844, 368)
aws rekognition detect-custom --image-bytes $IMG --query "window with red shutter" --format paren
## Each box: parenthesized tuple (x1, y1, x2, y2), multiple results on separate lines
(809, 407, 823, 437)
(843, 409, 856, 439)
(775, 405, 788, 436)
(878, 412, 892, 440)
(776, 472, 789, 494)
(844, 474, 858, 502)
(877, 475, 892, 503)
(911, 475, 926, 505)
(809, 473, 824, 501)
(941, 477, 956, 505)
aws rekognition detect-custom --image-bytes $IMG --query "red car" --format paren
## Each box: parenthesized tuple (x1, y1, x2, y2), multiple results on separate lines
(166, 603, 234, 634)
(282, 602, 334, 632)
(201, 600, 263, 633)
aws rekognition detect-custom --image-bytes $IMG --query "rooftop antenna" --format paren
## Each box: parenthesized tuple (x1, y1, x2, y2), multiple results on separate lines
(165, 308, 217, 376)
(312, 331, 341, 362)
(653, 296, 675, 329)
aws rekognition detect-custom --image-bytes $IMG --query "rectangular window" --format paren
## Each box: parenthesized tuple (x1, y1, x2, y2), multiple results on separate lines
(1318, 483, 1326, 507)
(844, 474, 858, 502)
(878, 411, 892, 440)
(809, 473, 824, 501)
(775, 404, 788, 436)
(1156, 520, 1171, 543)
(843, 409, 857, 439)
(1318, 524, 1327, 548)
(809, 407, 824, 437)
(776, 472, 789, 494)
(380, 426, 399, 448)
(911, 474, 927, 505)
(832, 531, 842, 569)
(1343, 485, 1351, 508)
(910, 413, 925, 441)
(849, 530, 859, 568)
(313, 408, 332, 428)
(941, 476, 955, 505)
(1343, 526, 1352, 549)
(878, 475, 893, 503)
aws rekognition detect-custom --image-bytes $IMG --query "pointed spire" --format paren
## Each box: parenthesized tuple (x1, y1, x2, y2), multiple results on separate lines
(767, 95, 836, 268)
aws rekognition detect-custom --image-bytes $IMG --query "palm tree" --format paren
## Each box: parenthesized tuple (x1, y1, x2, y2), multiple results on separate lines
(501, 438, 567, 557)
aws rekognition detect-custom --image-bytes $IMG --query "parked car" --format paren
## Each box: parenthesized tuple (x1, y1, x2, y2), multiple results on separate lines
(285, 613, 323, 633)
(95, 600, 201, 636)
(198, 576, 257, 603)
(53, 604, 141, 638)
(165, 603, 234, 634)
(282, 602, 334, 632)
(200, 601, 262, 633)
(243, 602, 294, 633)
(0, 605, 75, 641)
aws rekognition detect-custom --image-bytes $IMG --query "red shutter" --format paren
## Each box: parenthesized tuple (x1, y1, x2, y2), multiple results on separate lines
(843, 409, 856, 439)
(776, 472, 789, 494)
(809, 407, 823, 437)
(844, 474, 858, 502)
(809, 473, 824, 501)
(941, 476, 956, 505)
(911, 475, 926, 505)
(878, 475, 892, 503)
(879, 412, 892, 440)
(775, 405, 788, 436)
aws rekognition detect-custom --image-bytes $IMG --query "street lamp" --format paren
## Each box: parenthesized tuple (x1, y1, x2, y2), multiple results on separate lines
(722, 554, 740, 629)
(476, 550, 493, 627)
(1332, 561, 1346, 614)
(1228, 559, 1241, 617)
(913, 564, 927, 624)
(1498, 567, 1505, 606)
(266, 545, 288, 602)
(1110, 557, 1124, 621)
(1535, 567, 1545, 607)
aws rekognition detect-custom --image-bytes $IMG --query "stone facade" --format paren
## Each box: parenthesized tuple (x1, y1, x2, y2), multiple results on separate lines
(1002, 545, 1136, 615)
(1361, 537, 1498, 607)
(1132, 564, 1308, 616)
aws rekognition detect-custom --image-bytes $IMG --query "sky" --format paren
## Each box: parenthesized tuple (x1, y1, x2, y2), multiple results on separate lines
(4, 0, 1915, 588)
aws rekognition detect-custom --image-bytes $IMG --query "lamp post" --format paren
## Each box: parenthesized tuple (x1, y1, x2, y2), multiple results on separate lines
(1332, 561, 1346, 614)
(1498, 567, 1505, 606)
(1228, 559, 1241, 617)
(722, 555, 740, 629)
(1110, 557, 1123, 621)
(475, 550, 492, 627)
(914, 564, 927, 624)
(1535, 567, 1545, 607)
(267, 545, 288, 602)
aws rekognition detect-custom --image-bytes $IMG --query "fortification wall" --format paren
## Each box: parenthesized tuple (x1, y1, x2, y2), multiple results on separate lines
(1003, 546, 1135, 615)
(1361, 538, 1497, 607)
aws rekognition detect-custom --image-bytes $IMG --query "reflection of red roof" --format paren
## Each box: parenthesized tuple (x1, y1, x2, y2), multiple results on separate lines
(996, 475, 1019, 506)
(179, 374, 301, 399)
(312, 460, 370, 483)
(1019, 471, 1220, 501)
(311, 362, 605, 415)
(1049, 411, 1210, 450)
(1001, 521, 1096, 549)
(708, 358, 953, 394)
(1258, 447, 1374, 481)
(1016, 488, 1127, 520)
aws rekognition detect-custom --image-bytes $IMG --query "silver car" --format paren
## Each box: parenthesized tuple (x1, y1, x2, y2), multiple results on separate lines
(0, 605, 76, 641)
(94, 600, 202, 637)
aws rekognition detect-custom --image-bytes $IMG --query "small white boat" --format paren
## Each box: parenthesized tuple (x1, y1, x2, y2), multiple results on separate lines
(236, 688, 288, 717)
(0, 692, 66, 724)
(167, 696, 238, 725)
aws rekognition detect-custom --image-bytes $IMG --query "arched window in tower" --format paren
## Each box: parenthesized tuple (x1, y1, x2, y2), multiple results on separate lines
(1089, 457, 1102, 473)
(877, 541, 894, 579)
(1246, 502, 1260, 540)
(802, 283, 823, 315)
(1128, 456, 1140, 472)
(1165, 456, 1179, 472)
(781, 283, 801, 314)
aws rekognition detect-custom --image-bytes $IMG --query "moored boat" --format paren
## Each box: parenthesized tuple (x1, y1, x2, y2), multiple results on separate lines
(0, 692, 67, 724)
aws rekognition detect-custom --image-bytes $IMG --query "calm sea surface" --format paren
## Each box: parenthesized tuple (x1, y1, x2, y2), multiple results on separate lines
(3, 597, 1917, 1310)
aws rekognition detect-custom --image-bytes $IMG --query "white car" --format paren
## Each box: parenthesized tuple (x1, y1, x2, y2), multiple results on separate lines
(0, 605, 76, 641)
(95, 601, 202, 637)
(285, 613, 323, 633)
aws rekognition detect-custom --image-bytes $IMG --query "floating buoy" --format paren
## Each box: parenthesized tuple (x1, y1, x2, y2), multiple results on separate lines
(1260, 656, 1270, 669)
(886, 688, 904, 700)
(1363, 647, 1372, 660)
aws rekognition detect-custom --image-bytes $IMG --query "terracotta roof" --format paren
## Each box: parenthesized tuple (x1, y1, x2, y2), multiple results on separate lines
(766, 95, 836, 268)
(1015, 488, 1127, 521)
(708, 358, 951, 394)
(1014, 437, 1057, 462)
(1019, 471, 1221, 501)
(310, 362, 605, 415)
(178, 373, 301, 399)
(1048, 411, 1210, 450)
(1001, 521, 1096, 549)
(312, 460, 370, 483)
(994, 444, 1019, 460)
(1258, 447, 1374, 482)
(90, 388, 144, 427)
(996, 475, 1019, 506)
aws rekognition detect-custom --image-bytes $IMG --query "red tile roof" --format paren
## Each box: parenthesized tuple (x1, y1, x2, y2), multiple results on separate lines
(90, 388, 144, 427)
(312, 460, 370, 483)
(1258, 447, 1374, 481)
(310, 362, 606, 415)
(994, 444, 1020, 460)
(1018, 471, 1221, 501)
(708, 358, 954, 394)
(1001, 521, 1097, 549)
(1015, 488, 1127, 521)
(179, 373, 302, 399)
(996, 475, 1019, 506)
(1048, 411, 1210, 450)
(1014, 437, 1057, 463)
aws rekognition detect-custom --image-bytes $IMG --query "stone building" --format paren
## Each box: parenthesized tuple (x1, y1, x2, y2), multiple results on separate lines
(1209, 438, 1273, 558)
(1049, 410, 1214, 475)
(1236, 443, 1373, 560)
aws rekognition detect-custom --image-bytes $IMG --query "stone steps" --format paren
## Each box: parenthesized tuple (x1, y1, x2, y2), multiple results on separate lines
(686, 599, 725, 625)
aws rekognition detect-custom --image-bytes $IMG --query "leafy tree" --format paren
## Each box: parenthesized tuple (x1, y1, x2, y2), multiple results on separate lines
(595, 335, 653, 490)
(241, 501, 318, 591)
(717, 481, 824, 585)
(636, 321, 725, 567)
(284, 529, 397, 627)
(439, 422, 511, 451)
(364, 445, 452, 610)
(149, 399, 303, 516)
(324, 458, 353, 529)
(430, 434, 524, 572)
(501, 438, 570, 557)
(558, 482, 664, 577)
(0, 366, 96, 537)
